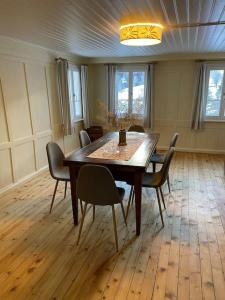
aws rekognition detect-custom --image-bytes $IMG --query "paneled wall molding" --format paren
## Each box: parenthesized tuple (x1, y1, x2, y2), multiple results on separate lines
(0, 146, 80, 196)
(12, 135, 34, 146)
(0, 39, 82, 193)
(0, 142, 10, 150)
(36, 130, 52, 138)
(0, 131, 53, 147)
(0, 165, 48, 196)
(154, 119, 191, 127)
(154, 118, 225, 129)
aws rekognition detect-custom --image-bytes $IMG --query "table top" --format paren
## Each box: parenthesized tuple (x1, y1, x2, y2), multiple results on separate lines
(64, 132, 159, 171)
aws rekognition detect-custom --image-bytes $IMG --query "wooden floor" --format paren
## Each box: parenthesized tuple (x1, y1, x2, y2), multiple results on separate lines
(0, 153, 225, 300)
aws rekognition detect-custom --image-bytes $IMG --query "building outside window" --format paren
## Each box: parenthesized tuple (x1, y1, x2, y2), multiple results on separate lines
(68, 65, 83, 121)
(115, 65, 146, 116)
(204, 64, 225, 121)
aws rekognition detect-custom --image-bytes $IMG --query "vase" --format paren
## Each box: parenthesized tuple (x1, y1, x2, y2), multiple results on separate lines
(118, 129, 127, 146)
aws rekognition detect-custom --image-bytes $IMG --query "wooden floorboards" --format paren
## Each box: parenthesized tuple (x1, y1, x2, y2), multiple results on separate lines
(0, 152, 224, 300)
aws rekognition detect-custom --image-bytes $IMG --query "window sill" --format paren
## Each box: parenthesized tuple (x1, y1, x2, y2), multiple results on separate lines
(72, 118, 83, 124)
(204, 119, 225, 123)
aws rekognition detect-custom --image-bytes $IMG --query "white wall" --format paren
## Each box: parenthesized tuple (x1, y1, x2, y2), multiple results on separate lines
(89, 61, 225, 154)
(0, 36, 83, 193)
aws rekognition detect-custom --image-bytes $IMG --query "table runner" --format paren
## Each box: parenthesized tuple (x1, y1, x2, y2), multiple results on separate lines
(87, 135, 145, 161)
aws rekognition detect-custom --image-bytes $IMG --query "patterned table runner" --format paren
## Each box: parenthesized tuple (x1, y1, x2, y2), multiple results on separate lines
(87, 135, 145, 161)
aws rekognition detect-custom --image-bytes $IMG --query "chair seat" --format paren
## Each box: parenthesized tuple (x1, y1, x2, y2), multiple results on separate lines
(54, 166, 70, 181)
(150, 152, 165, 164)
(142, 171, 161, 188)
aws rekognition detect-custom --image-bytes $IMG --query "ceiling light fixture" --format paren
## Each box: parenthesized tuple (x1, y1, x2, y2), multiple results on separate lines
(120, 23, 163, 46)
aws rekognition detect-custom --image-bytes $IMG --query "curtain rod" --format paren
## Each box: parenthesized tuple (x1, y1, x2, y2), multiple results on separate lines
(195, 59, 225, 62)
(103, 62, 158, 65)
(170, 20, 225, 29)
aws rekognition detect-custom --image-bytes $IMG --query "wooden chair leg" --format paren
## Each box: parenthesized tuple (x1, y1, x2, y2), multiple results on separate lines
(92, 205, 95, 222)
(167, 175, 171, 193)
(159, 186, 166, 209)
(77, 203, 88, 245)
(153, 162, 156, 172)
(126, 185, 133, 219)
(49, 180, 59, 213)
(112, 205, 119, 252)
(64, 181, 67, 199)
(120, 202, 127, 226)
(80, 200, 83, 215)
(156, 188, 164, 227)
(131, 187, 135, 205)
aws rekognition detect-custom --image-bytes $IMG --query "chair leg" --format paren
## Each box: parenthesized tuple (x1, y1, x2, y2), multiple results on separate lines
(112, 205, 119, 252)
(64, 181, 67, 199)
(77, 203, 88, 245)
(156, 188, 164, 227)
(126, 185, 133, 219)
(120, 202, 127, 226)
(131, 187, 135, 205)
(167, 175, 171, 193)
(153, 162, 156, 172)
(159, 186, 166, 209)
(92, 205, 95, 222)
(49, 180, 59, 213)
(80, 200, 83, 215)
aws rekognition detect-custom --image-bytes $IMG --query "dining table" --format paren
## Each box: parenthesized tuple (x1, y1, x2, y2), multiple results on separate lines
(64, 131, 159, 236)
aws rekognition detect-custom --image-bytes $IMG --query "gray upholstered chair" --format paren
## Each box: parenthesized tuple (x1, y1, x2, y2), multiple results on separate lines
(127, 147, 175, 227)
(46, 142, 70, 213)
(76, 164, 127, 251)
(150, 132, 179, 192)
(79, 130, 91, 148)
(128, 124, 145, 133)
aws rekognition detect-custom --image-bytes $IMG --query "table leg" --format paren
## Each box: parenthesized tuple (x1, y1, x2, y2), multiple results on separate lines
(134, 172, 143, 236)
(69, 166, 78, 225)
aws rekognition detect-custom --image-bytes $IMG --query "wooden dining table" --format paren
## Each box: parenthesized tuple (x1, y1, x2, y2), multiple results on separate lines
(64, 131, 159, 236)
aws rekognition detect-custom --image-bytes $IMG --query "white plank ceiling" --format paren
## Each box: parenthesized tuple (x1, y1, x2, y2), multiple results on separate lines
(0, 0, 225, 57)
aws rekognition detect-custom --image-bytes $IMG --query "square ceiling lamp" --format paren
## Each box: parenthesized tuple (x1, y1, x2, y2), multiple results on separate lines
(120, 23, 163, 46)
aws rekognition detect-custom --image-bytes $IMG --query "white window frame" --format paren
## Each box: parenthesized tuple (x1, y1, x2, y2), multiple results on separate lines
(68, 64, 83, 122)
(115, 65, 146, 116)
(204, 63, 225, 122)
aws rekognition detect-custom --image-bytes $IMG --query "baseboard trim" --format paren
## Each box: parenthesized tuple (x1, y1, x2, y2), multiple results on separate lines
(0, 165, 48, 196)
(158, 146, 225, 155)
(0, 147, 80, 196)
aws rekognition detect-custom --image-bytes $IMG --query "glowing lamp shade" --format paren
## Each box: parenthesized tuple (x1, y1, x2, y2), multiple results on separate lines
(120, 23, 163, 46)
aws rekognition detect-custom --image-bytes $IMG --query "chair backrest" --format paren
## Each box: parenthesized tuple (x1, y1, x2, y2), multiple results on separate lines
(169, 132, 179, 148)
(159, 147, 175, 186)
(128, 124, 145, 133)
(77, 164, 120, 205)
(79, 130, 91, 148)
(46, 142, 65, 180)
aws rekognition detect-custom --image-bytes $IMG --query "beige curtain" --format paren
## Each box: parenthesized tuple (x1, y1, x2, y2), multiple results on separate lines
(144, 64, 154, 129)
(191, 62, 206, 130)
(81, 65, 90, 128)
(106, 64, 117, 113)
(56, 58, 73, 136)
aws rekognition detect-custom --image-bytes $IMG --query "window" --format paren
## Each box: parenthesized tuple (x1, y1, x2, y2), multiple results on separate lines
(204, 65, 225, 121)
(115, 66, 145, 116)
(68, 65, 83, 121)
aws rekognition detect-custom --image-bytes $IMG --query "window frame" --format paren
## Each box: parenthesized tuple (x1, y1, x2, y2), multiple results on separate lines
(204, 63, 225, 122)
(115, 64, 146, 117)
(68, 64, 83, 123)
